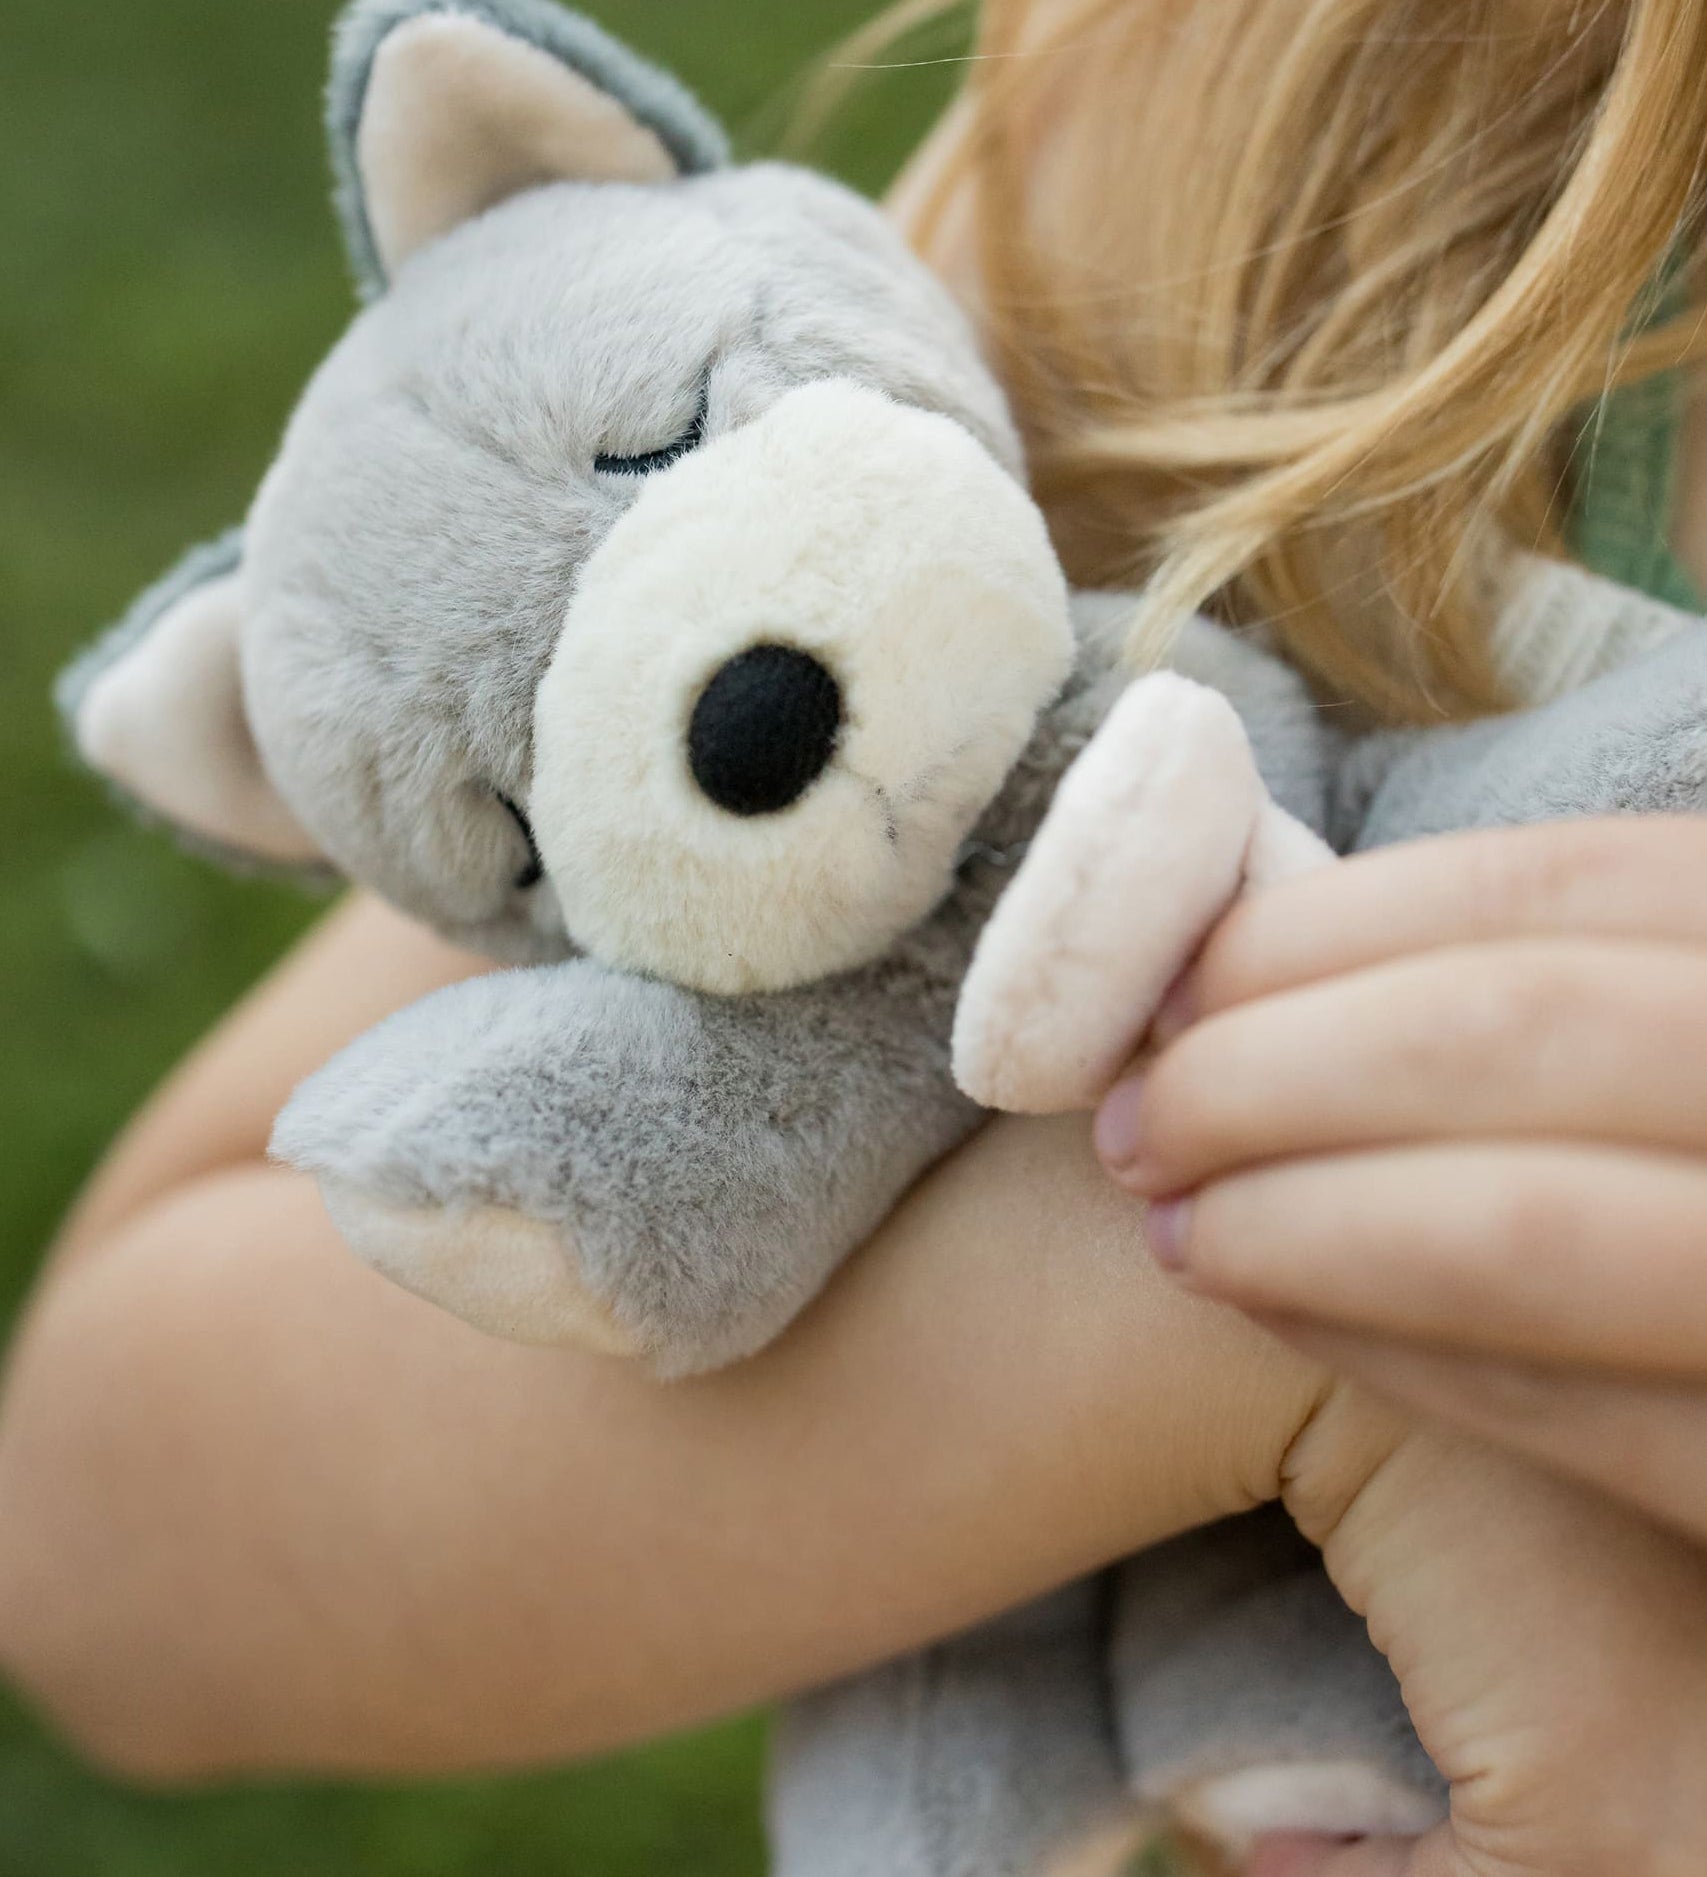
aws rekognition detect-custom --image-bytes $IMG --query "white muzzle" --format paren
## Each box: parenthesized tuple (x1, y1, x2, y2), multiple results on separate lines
(528, 380, 1074, 995)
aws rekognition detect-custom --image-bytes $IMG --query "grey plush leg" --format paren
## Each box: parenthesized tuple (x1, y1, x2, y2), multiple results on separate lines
(770, 1583, 1141, 1877)
(272, 928, 981, 1376)
(1334, 623, 1707, 849)
(1111, 1507, 1443, 1864)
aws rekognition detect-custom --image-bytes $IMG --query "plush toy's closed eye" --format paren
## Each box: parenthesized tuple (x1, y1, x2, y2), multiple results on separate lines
(495, 793, 545, 889)
(595, 384, 709, 477)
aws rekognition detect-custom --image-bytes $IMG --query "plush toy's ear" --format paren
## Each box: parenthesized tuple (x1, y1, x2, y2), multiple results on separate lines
(57, 534, 325, 869)
(329, 0, 731, 295)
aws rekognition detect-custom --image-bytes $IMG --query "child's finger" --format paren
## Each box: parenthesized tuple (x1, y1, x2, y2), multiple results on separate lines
(1099, 937, 1707, 1197)
(1179, 818, 1707, 1023)
(1146, 1141, 1707, 1376)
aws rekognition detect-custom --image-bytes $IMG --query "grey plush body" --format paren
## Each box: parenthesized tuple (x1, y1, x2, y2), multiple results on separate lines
(774, 1513, 1445, 1875)
(274, 600, 1327, 1372)
(1336, 627, 1707, 848)
(62, 2, 1707, 1867)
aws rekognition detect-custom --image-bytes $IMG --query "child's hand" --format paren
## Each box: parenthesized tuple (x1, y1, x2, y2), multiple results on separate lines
(1252, 1381, 1707, 1876)
(1096, 816, 1707, 1547)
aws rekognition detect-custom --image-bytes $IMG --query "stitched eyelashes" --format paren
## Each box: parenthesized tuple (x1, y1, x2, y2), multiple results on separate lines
(496, 792, 544, 891)
(594, 383, 710, 477)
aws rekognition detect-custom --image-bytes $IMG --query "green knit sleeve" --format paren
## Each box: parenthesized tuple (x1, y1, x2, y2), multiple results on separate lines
(1562, 249, 1697, 611)
(1566, 292, 1704, 613)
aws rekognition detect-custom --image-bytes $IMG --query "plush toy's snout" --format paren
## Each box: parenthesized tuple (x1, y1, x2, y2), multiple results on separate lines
(528, 380, 1074, 996)
(686, 644, 845, 818)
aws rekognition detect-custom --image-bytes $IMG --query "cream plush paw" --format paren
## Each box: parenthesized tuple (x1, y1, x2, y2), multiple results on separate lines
(321, 1182, 638, 1353)
(954, 672, 1334, 1115)
(1171, 1763, 1442, 1865)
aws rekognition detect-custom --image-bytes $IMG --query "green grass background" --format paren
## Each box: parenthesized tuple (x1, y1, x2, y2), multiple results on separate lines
(0, 1, 970, 1869)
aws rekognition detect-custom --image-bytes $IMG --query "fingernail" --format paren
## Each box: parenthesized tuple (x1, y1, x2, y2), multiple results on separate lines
(1094, 1076, 1149, 1175)
(1150, 971, 1199, 1048)
(1146, 1196, 1194, 1271)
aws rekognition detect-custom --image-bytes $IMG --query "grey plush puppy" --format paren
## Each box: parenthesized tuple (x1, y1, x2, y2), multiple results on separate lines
(59, 3, 1707, 1868)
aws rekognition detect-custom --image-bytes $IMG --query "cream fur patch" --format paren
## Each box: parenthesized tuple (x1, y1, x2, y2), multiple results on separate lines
(954, 674, 1330, 1114)
(73, 572, 322, 865)
(358, 14, 677, 277)
(322, 1180, 639, 1355)
(1170, 1761, 1444, 1859)
(1246, 796, 1336, 888)
(530, 380, 1074, 996)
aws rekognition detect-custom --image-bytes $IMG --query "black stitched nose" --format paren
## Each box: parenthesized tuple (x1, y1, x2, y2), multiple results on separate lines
(687, 645, 843, 817)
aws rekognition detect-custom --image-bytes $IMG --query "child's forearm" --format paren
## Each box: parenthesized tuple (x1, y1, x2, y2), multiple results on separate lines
(0, 1113, 1327, 1783)
(49, 893, 489, 1273)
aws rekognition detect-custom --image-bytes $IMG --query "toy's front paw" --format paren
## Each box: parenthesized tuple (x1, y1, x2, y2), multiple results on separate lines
(274, 952, 976, 1375)
(272, 963, 663, 1357)
(318, 1181, 638, 1355)
(955, 673, 1332, 1115)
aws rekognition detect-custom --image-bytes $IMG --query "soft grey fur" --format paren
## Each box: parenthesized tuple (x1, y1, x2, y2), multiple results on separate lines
(66, 2, 1707, 1868)
(273, 605, 1326, 1374)
(771, 1586, 1133, 1877)
(53, 530, 335, 886)
(1335, 626, 1707, 849)
(1111, 1510, 1443, 1813)
(772, 1515, 1441, 1877)
(276, 916, 984, 1373)
(329, 0, 731, 298)
(56, 527, 245, 736)
(240, 160, 1020, 963)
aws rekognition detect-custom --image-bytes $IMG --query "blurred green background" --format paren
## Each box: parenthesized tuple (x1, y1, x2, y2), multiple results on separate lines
(0, 1, 965, 1869)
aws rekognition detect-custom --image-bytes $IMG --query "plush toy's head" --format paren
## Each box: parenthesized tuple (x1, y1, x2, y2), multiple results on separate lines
(64, 0, 1072, 991)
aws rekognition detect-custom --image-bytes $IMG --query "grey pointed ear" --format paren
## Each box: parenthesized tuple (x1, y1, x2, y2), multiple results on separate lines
(57, 534, 326, 870)
(328, 0, 730, 296)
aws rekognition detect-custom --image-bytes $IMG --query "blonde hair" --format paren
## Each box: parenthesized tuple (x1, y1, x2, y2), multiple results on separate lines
(828, 0, 1707, 720)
